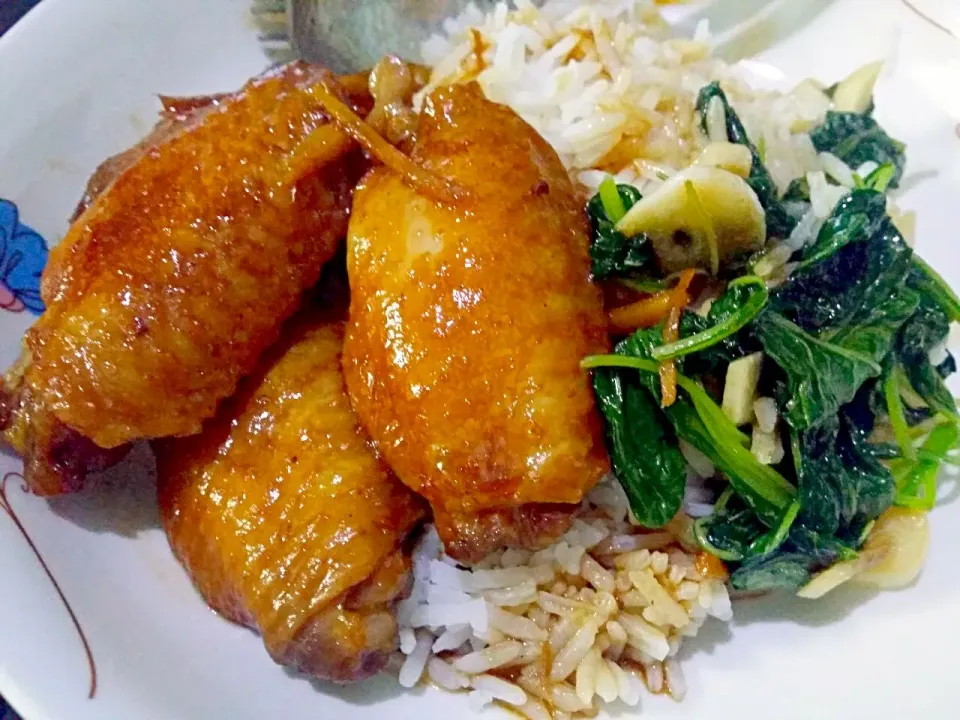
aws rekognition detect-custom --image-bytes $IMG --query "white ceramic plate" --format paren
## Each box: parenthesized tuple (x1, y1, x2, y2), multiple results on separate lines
(1, 1, 959, 718)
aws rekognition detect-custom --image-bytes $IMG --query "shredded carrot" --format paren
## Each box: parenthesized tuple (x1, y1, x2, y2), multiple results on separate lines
(607, 289, 674, 334)
(658, 268, 696, 408)
(659, 306, 681, 407)
(607, 268, 699, 335)
(306, 81, 472, 206)
(695, 551, 730, 581)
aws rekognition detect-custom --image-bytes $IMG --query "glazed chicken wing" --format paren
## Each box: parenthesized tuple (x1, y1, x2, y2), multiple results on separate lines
(343, 83, 610, 562)
(1, 62, 363, 495)
(156, 306, 425, 683)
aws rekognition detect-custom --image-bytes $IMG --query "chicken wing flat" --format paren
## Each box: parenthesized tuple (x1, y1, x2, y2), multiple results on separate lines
(156, 307, 425, 683)
(343, 83, 610, 562)
(1, 62, 363, 495)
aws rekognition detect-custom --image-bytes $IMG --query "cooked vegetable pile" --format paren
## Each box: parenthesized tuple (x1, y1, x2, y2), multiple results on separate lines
(585, 77, 959, 595)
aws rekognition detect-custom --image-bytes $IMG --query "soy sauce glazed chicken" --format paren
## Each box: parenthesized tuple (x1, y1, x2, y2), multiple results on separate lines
(0, 54, 615, 688)
(343, 82, 611, 562)
(156, 298, 425, 683)
(0, 62, 365, 495)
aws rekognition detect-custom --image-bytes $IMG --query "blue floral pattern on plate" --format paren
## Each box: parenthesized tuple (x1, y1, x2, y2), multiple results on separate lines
(0, 199, 48, 315)
(0, 696, 21, 720)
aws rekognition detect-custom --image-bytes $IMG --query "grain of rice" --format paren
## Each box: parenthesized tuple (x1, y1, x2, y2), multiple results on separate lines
(489, 605, 549, 641)
(427, 584, 474, 605)
(428, 657, 470, 690)
(595, 659, 619, 703)
(667, 635, 682, 658)
(465, 565, 553, 591)
(528, 607, 551, 629)
(819, 151, 855, 187)
(581, 555, 616, 593)
(516, 698, 553, 720)
(551, 621, 601, 681)
(669, 548, 695, 570)
(676, 581, 700, 601)
(538, 591, 590, 617)
(614, 548, 653, 571)
(455, 640, 523, 673)
(516, 641, 545, 665)
(667, 564, 687, 586)
(665, 658, 687, 700)
(594, 631, 611, 655)
(575, 646, 601, 705)
(399, 632, 433, 688)
(754, 396, 779, 434)
(468, 689, 495, 712)
(550, 683, 592, 714)
(623, 646, 655, 666)
(679, 439, 715, 478)
(619, 612, 670, 661)
(707, 579, 734, 621)
(650, 551, 670, 575)
(548, 615, 580, 655)
(610, 660, 642, 707)
(605, 619, 627, 660)
(621, 589, 651, 609)
(698, 576, 715, 609)
(643, 660, 665, 694)
(472, 674, 528, 706)
(501, 548, 534, 567)
(409, 598, 489, 633)
(485, 580, 539, 607)
(595, 532, 672, 555)
(399, 627, 417, 655)
(631, 569, 690, 628)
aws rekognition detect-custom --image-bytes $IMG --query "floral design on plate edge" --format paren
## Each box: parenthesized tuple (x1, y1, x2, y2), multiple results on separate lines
(0, 198, 47, 315)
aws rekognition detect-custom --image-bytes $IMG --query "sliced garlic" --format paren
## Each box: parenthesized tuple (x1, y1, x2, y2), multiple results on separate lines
(832, 60, 884, 114)
(693, 142, 754, 178)
(797, 508, 929, 599)
(616, 166, 766, 274)
(855, 508, 930, 590)
(722, 352, 764, 426)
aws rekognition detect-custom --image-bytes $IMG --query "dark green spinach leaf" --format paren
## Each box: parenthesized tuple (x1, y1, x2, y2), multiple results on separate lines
(587, 183, 650, 278)
(771, 191, 912, 332)
(756, 312, 882, 430)
(730, 553, 813, 592)
(896, 296, 956, 416)
(909, 256, 960, 322)
(810, 111, 906, 189)
(593, 366, 687, 528)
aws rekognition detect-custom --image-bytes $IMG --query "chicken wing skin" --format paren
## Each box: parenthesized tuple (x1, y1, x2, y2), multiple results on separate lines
(343, 83, 610, 562)
(156, 307, 425, 683)
(1, 62, 362, 495)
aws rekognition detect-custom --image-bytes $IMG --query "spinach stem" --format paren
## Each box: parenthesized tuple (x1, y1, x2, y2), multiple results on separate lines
(651, 276, 768, 361)
(884, 368, 915, 460)
(599, 176, 628, 224)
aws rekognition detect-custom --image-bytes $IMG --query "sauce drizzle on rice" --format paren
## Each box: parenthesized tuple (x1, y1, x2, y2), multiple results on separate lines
(393, 477, 732, 717)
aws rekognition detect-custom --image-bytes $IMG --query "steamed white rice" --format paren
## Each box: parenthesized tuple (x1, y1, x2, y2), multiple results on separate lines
(396, 0, 886, 715)
(395, 476, 732, 718)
